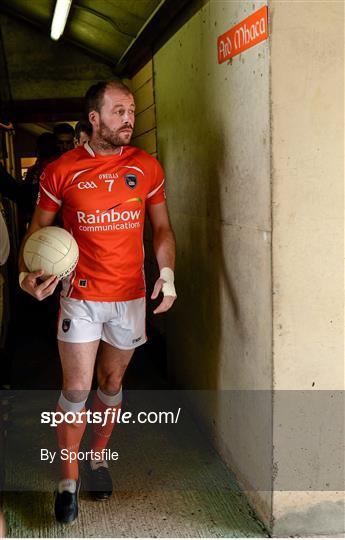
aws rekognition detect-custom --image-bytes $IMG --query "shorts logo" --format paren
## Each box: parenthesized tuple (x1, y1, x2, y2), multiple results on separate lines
(79, 279, 87, 287)
(124, 174, 137, 189)
(62, 319, 71, 333)
(78, 181, 97, 190)
(132, 336, 142, 344)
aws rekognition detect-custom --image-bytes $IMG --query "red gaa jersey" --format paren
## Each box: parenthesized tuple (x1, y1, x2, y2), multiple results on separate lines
(38, 142, 166, 301)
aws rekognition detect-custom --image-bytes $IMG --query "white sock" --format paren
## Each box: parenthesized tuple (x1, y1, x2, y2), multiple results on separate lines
(58, 479, 77, 494)
(58, 392, 86, 413)
(97, 386, 122, 407)
(90, 459, 109, 471)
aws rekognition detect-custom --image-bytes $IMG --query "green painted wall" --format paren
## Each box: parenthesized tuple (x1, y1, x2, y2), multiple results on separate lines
(154, 0, 272, 525)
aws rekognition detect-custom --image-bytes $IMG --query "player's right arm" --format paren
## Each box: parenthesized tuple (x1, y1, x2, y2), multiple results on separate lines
(18, 207, 59, 300)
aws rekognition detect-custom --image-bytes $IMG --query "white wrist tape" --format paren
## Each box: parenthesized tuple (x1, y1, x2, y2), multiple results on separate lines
(19, 271, 29, 287)
(160, 267, 176, 297)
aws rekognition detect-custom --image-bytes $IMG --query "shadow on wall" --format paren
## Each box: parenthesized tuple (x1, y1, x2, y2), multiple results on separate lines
(156, 27, 273, 497)
(165, 113, 242, 392)
(154, 0, 273, 522)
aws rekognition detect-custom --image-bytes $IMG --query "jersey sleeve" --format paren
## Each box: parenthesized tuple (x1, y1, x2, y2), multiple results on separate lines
(146, 159, 166, 205)
(37, 161, 63, 212)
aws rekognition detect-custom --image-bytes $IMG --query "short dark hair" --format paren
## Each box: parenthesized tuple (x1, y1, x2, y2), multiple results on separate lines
(85, 80, 132, 115)
(36, 132, 58, 159)
(53, 122, 75, 137)
(75, 120, 92, 139)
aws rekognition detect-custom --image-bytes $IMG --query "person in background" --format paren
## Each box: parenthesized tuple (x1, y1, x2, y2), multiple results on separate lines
(0, 163, 28, 239)
(53, 123, 75, 154)
(0, 205, 10, 539)
(0, 164, 21, 205)
(74, 120, 92, 147)
(0, 118, 21, 205)
(23, 132, 59, 222)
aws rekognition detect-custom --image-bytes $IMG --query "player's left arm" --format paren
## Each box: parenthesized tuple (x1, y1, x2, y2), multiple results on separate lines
(147, 201, 177, 314)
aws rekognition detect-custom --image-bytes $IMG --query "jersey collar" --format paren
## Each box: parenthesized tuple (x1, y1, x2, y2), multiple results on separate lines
(84, 141, 124, 158)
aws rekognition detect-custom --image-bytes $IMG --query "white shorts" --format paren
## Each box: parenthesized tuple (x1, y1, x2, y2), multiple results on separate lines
(57, 297, 147, 350)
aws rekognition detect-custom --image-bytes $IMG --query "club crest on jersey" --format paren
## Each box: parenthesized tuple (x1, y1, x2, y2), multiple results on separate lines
(62, 319, 71, 333)
(124, 173, 137, 189)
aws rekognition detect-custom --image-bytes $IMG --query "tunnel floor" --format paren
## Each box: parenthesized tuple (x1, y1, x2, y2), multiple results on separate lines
(1, 290, 268, 538)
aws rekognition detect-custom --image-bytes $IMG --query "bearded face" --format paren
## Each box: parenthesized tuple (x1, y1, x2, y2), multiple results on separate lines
(92, 87, 135, 151)
(98, 114, 133, 148)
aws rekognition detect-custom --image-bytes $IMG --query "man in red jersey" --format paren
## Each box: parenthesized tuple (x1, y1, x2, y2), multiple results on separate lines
(18, 80, 177, 524)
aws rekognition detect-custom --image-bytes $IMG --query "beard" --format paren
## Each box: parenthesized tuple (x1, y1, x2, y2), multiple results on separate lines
(96, 118, 133, 149)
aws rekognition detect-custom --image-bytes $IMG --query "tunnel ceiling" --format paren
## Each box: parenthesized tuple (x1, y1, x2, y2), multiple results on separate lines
(0, 0, 160, 66)
(0, 0, 191, 131)
(0, 0, 189, 72)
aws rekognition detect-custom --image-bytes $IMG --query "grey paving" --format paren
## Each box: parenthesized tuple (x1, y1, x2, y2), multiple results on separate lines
(2, 294, 268, 537)
(3, 390, 268, 538)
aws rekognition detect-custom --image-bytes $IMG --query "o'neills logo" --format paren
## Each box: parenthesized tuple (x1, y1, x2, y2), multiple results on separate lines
(77, 208, 141, 232)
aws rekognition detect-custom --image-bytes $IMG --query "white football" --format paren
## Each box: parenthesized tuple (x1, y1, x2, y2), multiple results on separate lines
(23, 226, 79, 279)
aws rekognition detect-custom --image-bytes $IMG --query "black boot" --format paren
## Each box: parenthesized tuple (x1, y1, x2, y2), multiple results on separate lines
(85, 461, 113, 500)
(54, 478, 80, 523)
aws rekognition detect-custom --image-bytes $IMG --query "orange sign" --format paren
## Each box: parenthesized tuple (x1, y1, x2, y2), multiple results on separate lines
(217, 6, 268, 64)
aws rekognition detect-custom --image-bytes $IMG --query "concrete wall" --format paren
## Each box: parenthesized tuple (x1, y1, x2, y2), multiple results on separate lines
(270, 0, 344, 535)
(154, 0, 272, 525)
(154, 0, 344, 535)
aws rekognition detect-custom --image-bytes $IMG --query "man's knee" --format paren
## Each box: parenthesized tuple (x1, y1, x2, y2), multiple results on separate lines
(98, 373, 122, 395)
